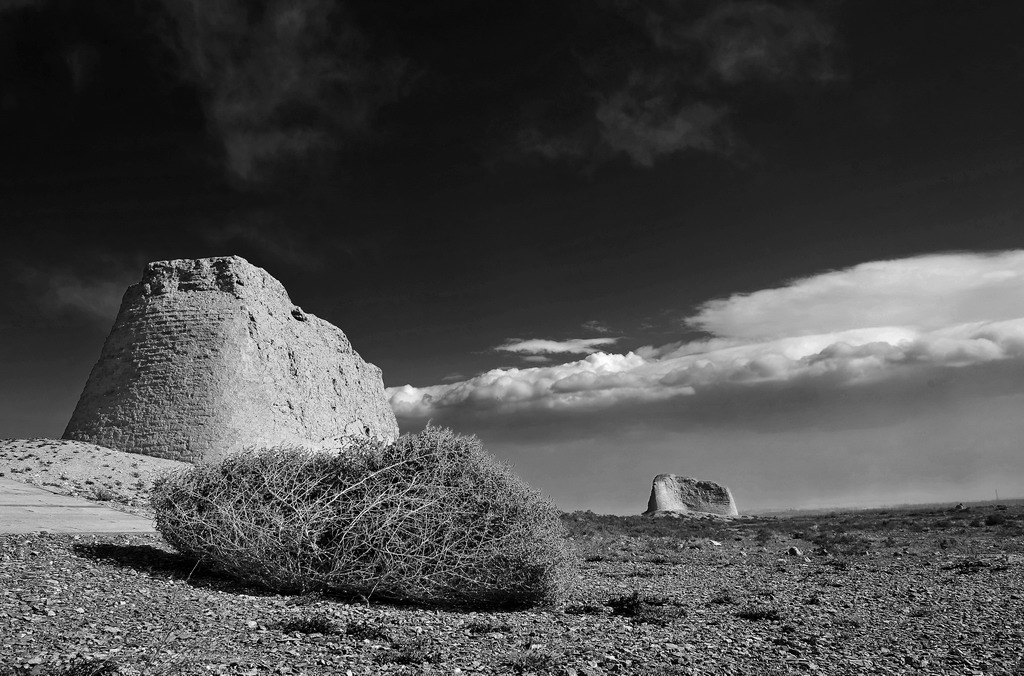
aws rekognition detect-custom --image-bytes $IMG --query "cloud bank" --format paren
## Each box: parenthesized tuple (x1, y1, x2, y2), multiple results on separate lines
(689, 251, 1024, 339)
(390, 251, 1024, 422)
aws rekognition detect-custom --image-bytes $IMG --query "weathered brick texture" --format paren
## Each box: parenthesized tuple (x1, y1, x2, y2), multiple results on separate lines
(64, 256, 399, 462)
(644, 474, 739, 516)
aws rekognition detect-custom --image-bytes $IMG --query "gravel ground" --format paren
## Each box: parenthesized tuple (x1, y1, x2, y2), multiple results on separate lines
(2, 439, 1022, 674)
(2, 519, 1022, 674)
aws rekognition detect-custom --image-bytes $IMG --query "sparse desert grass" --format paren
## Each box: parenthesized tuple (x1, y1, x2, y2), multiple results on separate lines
(562, 511, 740, 564)
(562, 510, 736, 542)
(560, 500, 1024, 576)
(151, 426, 577, 609)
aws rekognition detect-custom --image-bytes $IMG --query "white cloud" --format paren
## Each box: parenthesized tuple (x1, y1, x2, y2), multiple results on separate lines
(390, 252, 1024, 421)
(690, 250, 1024, 339)
(389, 352, 666, 419)
(495, 337, 621, 356)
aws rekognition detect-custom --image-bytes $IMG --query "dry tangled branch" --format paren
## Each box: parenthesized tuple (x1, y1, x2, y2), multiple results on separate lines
(151, 426, 576, 608)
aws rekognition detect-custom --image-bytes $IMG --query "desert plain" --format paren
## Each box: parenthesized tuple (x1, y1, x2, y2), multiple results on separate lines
(1, 438, 1022, 675)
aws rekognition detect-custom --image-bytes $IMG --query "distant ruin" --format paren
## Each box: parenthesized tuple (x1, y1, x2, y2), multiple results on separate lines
(64, 256, 398, 462)
(643, 474, 739, 517)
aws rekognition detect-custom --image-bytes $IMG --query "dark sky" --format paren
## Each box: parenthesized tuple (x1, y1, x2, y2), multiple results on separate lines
(3, 0, 1024, 512)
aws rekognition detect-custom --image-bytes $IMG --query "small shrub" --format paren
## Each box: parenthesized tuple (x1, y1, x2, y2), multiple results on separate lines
(607, 591, 644, 617)
(466, 620, 512, 634)
(735, 605, 781, 621)
(284, 591, 324, 606)
(345, 621, 391, 642)
(947, 558, 990, 574)
(708, 591, 737, 605)
(278, 613, 338, 635)
(606, 591, 685, 625)
(811, 530, 872, 556)
(984, 513, 1007, 527)
(638, 605, 686, 626)
(152, 426, 577, 608)
(89, 486, 117, 502)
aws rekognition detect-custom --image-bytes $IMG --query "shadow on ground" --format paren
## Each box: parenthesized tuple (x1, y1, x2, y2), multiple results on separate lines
(70, 542, 278, 596)
(69, 541, 541, 611)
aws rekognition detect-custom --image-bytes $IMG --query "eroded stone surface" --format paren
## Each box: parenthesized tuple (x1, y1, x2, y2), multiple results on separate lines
(644, 474, 739, 516)
(64, 256, 398, 462)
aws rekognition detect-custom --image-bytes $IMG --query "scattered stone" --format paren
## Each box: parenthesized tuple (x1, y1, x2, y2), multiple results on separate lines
(64, 256, 398, 462)
(787, 547, 803, 556)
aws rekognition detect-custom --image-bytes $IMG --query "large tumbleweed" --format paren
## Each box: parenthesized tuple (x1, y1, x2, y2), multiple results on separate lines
(152, 426, 576, 608)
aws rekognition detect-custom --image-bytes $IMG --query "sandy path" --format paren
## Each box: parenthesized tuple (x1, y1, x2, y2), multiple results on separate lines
(0, 438, 190, 517)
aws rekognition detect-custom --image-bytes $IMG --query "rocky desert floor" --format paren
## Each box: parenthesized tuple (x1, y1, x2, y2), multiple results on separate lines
(1, 439, 1023, 675)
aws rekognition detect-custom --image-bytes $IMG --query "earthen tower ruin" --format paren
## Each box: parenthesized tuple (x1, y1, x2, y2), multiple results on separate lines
(64, 256, 398, 462)
(643, 474, 739, 516)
